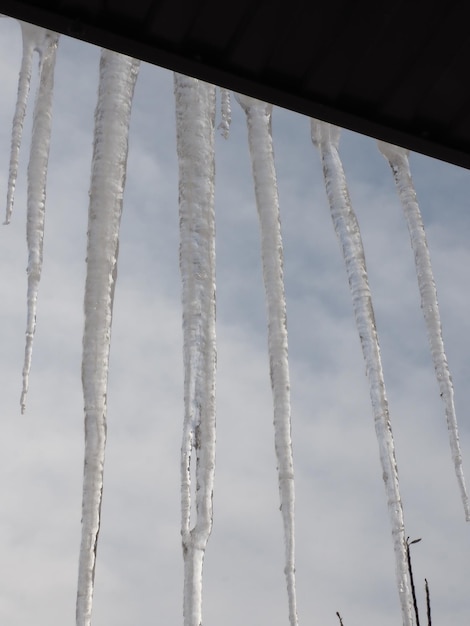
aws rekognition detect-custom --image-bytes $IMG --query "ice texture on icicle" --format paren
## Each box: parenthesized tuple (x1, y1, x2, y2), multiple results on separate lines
(378, 141, 470, 521)
(174, 74, 217, 626)
(20, 29, 60, 413)
(312, 121, 414, 626)
(77, 50, 139, 626)
(218, 88, 231, 139)
(237, 93, 298, 626)
(5, 22, 48, 225)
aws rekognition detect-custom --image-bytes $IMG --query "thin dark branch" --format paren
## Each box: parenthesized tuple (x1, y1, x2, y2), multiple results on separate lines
(425, 578, 432, 626)
(406, 537, 421, 626)
(409, 538, 422, 546)
(336, 611, 344, 626)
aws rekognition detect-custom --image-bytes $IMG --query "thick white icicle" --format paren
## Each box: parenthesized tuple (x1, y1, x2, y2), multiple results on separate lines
(20, 29, 60, 413)
(378, 141, 470, 521)
(236, 93, 298, 626)
(218, 88, 232, 139)
(312, 121, 414, 626)
(77, 50, 139, 626)
(5, 22, 48, 225)
(174, 74, 217, 626)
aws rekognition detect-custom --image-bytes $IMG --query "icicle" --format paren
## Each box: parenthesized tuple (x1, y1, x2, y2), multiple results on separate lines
(5, 21, 48, 225)
(217, 87, 231, 139)
(311, 121, 414, 626)
(174, 74, 217, 626)
(236, 93, 299, 626)
(77, 50, 140, 626)
(20, 28, 60, 413)
(378, 141, 470, 521)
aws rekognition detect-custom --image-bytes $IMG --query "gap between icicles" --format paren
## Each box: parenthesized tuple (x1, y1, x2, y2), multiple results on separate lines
(3, 18, 470, 626)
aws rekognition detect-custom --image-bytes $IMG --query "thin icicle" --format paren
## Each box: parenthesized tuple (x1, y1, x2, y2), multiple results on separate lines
(77, 50, 139, 626)
(20, 29, 60, 414)
(236, 93, 298, 626)
(312, 121, 414, 626)
(378, 141, 470, 521)
(5, 21, 48, 225)
(218, 87, 232, 139)
(174, 74, 217, 626)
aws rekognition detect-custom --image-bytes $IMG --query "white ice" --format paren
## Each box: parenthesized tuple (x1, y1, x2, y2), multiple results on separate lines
(218, 87, 232, 139)
(174, 73, 217, 626)
(378, 140, 470, 521)
(237, 93, 299, 626)
(77, 49, 140, 626)
(5, 21, 48, 225)
(20, 28, 60, 413)
(312, 121, 414, 626)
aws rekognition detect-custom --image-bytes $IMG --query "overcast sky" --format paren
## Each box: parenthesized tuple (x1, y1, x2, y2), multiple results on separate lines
(0, 16, 470, 626)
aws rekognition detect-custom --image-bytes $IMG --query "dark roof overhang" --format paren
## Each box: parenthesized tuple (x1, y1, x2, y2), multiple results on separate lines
(2, 0, 470, 169)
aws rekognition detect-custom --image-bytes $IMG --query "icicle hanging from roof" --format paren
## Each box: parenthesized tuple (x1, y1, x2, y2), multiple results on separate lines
(311, 120, 414, 626)
(77, 49, 140, 626)
(218, 87, 232, 139)
(236, 93, 299, 626)
(5, 21, 48, 225)
(174, 73, 217, 626)
(378, 141, 470, 521)
(19, 28, 60, 413)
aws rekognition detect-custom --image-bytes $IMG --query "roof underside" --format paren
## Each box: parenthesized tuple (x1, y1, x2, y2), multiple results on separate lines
(2, 0, 470, 169)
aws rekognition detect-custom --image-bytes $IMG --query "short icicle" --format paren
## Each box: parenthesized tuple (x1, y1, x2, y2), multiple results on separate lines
(20, 28, 60, 413)
(5, 21, 48, 226)
(378, 141, 470, 521)
(77, 50, 140, 626)
(236, 93, 299, 626)
(174, 74, 217, 626)
(311, 121, 414, 626)
(218, 88, 232, 139)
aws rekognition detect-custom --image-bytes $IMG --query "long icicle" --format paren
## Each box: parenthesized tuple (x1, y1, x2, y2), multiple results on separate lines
(312, 121, 414, 626)
(236, 94, 299, 626)
(77, 50, 140, 626)
(174, 74, 217, 626)
(378, 141, 470, 521)
(5, 21, 47, 225)
(20, 29, 60, 413)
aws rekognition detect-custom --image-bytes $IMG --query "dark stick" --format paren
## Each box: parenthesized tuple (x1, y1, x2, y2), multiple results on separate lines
(336, 611, 344, 626)
(425, 578, 432, 626)
(406, 537, 421, 626)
